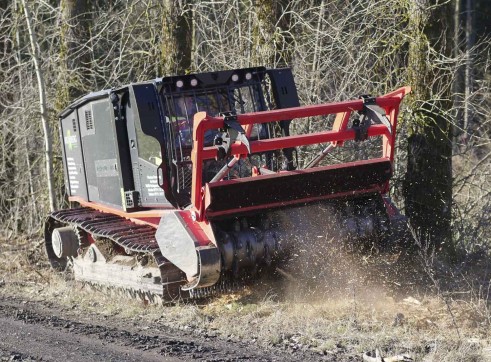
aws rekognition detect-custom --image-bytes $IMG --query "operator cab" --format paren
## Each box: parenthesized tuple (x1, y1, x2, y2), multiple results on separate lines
(158, 67, 278, 207)
(59, 67, 299, 212)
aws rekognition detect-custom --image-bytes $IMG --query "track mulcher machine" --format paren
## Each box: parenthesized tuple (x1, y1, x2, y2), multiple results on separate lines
(45, 67, 410, 301)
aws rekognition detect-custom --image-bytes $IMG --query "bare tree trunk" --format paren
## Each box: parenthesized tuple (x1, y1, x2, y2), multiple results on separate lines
(252, 0, 292, 67)
(14, 0, 37, 229)
(57, 0, 90, 111)
(160, 0, 192, 75)
(404, 0, 453, 252)
(453, 0, 465, 143)
(252, 0, 275, 66)
(21, 0, 56, 212)
(0, 1, 14, 226)
(309, 0, 325, 103)
(463, 0, 475, 136)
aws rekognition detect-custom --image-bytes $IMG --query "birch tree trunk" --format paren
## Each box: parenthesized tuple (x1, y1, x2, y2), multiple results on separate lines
(21, 0, 56, 212)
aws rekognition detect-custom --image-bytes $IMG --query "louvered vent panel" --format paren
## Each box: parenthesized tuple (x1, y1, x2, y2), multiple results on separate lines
(85, 110, 94, 131)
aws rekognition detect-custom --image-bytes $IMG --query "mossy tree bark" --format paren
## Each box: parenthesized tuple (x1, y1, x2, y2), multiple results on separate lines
(53, 0, 91, 208)
(56, 0, 90, 112)
(404, 0, 454, 252)
(252, 0, 292, 67)
(160, 0, 192, 76)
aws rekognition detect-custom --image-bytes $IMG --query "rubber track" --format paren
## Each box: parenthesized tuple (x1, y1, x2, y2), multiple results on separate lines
(50, 207, 160, 255)
(48, 208, 254, 300)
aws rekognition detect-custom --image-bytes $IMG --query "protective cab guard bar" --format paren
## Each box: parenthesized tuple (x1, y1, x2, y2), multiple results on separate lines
(191, 86, 411, 221)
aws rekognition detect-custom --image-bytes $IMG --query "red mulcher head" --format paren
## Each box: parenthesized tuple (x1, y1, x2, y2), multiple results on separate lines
(191, 86, 411, 221)
(154, 86, 411, 294)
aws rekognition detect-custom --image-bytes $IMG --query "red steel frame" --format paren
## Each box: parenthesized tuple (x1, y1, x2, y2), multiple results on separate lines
(191, 86, 411, 221)
(67, 86, 410, 233)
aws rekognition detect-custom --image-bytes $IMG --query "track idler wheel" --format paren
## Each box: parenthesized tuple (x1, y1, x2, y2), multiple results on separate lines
(51, 226, 79, 258)
(44, 217, 78, 271)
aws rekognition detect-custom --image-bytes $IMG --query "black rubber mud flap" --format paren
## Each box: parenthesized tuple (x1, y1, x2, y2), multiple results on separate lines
(155, 212, 221, 289)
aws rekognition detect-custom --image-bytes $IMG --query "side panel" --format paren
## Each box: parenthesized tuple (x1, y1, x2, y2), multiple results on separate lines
(59, 110, 88, 199)
(79, 99, 124, 208)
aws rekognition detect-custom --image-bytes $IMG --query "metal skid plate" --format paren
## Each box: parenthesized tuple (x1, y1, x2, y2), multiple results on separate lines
(155, 211, 221, 289)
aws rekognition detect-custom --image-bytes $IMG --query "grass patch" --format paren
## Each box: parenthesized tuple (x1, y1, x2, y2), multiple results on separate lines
(1, 236, 491, 361)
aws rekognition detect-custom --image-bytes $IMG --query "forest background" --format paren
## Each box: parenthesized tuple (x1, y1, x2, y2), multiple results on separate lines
(0, 0, 490, 255)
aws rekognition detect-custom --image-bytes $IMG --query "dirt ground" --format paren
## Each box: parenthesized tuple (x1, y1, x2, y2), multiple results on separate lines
(1, 236, 491, 361)
(0, 294, 308, 362)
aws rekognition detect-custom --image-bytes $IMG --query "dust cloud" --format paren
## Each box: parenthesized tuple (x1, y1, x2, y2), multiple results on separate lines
(259, 201, 413, 305)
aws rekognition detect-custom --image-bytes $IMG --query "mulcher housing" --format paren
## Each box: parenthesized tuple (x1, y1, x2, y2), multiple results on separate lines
(48, 67, 410, 299)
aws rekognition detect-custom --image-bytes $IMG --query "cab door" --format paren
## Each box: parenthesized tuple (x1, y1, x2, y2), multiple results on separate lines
(125, 83, 172, 208)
